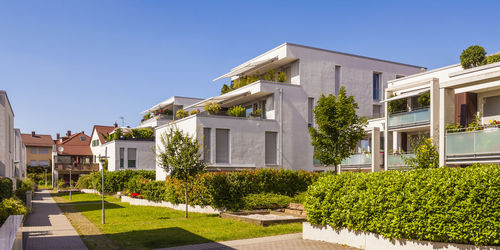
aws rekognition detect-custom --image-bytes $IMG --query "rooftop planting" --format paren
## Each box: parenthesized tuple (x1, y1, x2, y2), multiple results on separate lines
(460, 45, 500, 69)
(220, 69, 288, 95)
(103, 127, 154, 142)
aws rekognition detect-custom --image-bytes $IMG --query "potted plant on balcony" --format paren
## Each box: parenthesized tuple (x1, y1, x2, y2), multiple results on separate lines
(388, 94, 407, 114)
(176, 109, 189, 119)
(278, 71, 287, 83)
(250, 108, 262, 118)
(227, 105, 246, 117)
(205, 102, 221, 115)
(417, 93, 430, 107)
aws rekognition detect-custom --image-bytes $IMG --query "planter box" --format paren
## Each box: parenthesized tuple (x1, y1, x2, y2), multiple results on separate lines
(121, 196, 221, 214)
(302, 222, 499, 250)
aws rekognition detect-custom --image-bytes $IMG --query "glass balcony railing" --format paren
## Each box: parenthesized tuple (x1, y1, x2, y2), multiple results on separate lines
(446, 128, 500, 157)
(341, 153, 372, 165)
(388, 108, 430, 128)
(387, 153, 415, 169)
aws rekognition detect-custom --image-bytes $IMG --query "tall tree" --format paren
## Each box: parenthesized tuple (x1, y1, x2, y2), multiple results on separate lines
(309, 86, 367, 167)
(158, 126, 206, 218)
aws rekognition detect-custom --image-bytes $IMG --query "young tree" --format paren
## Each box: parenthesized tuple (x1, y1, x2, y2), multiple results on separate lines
(309, 86, 367, 168)
(158, 126, 206, 218)
(404, 136, 439, 169)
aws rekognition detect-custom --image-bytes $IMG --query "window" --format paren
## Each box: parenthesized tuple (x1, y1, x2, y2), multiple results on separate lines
(308, 97, 314, 127)
(373, 72, 381, 101)
(30, 160, 37, 166)
(260, 100, 267, 119)
(215, 129, 229, 164)
(119, 148, 124, 168)
(39, 147, 49, 154)
(203, 128, 211, 162)
(265, 132, 277, 165)
(373, 105, 381, 118)
(245, 106, 253, 117)
(39, 160, 49, 166)
(30, 148, 37, 154)
(92, 140, 100, 147)
(335, 65, 341, 95)
(80, 136, 86, 141)
(127, 148, 136, 168)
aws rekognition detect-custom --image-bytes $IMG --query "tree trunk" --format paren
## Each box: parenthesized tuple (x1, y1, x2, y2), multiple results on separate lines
(184, 183, 188, 218)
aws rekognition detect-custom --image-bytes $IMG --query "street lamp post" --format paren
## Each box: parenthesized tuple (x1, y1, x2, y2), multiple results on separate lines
(99, 156, 108, 224)
(71, 161, 77, 200)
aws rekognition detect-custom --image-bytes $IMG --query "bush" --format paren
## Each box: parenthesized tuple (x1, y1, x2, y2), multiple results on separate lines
(226, 105, 246, 117)
(80, 170, 156, 193)
(387, 94, 407, 114)
(0, 178, 13, 201)
(487, 53, 500, 64)
(15, 179, 34, 202)
(176, 109, 189, 119)
(128, 169, 318, 211)
(404, 138, 439, 169)
(76, 174, 92, 189)
(131, 128, 154, 139)
(0, 198, 27, 225)
(242, 193, 292, 210)
(278, 71, 287, 82)
(291, 191, 307, 204)
(205, 102, 221, 115)
(460, 45, 486, 69)
(306, 165, 500, 245)
(417, 92, 430, 107)
(190, 110, 197, 115)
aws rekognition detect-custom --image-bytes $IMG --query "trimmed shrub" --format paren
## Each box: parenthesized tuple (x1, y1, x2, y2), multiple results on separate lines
(0, 178, 13, 201)
(487, 53, 500, 64)
(75, 174, 92, 189)
(242, 193, 292, 210)
(460, 45, 486, 69)
(131, 128, 154, 139)
(176, 109, 189, 119)
(226, 105, 246, 117)
(15, 179, 34, 202)
(291, 191, 307, 204)
(306, 165, 500, 245)
(80, 170, 156, 193)
(204, 102, 221, 115)
(0, 198, 27, 225)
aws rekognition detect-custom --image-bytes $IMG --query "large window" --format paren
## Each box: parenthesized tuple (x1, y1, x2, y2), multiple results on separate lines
(39, 147, 49, 154)
(39, 160, 49, 166)
(203, 128, 211, 163)
(30, 160, 37, 166)
(127, 148, 136, 168)
(30, 148, 37, 154)
(308, 97, 314, 127)
(119, 148, 124, 168)
(215, 129, 229, 164)
(265, 132, 277, 165)
(373, 72, 381, 101)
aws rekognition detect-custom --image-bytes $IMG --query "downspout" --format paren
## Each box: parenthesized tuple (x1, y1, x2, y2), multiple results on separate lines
(279, 88, 283, 167)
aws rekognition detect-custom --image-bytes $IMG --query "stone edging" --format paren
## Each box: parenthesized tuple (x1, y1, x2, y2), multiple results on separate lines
(302, 222, 499, 250)
(121, 196, 221, 214)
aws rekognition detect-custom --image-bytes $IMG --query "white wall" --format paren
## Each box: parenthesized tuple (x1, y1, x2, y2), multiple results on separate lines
(103, 140, 156, 172)
(90, 129, 107, 170)
(0, 91, 15, 179)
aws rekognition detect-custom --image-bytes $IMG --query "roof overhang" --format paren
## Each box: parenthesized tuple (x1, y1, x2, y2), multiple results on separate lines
(213, 57, 279, 82)
(382, 88, 429, 102)
(185, 91, 252, 109)
(143, 97, 175, 113)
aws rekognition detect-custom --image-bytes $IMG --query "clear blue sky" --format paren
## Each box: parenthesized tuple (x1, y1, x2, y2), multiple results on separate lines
(1, 0, 499, 137)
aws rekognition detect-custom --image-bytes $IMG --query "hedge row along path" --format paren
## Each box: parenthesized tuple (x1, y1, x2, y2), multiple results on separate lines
(22, 190, 88, 250)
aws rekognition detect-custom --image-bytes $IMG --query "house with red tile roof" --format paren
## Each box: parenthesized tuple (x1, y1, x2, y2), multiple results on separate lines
(21, 131, 54, 167)
(90, 125, 116, 169)
(52, 131, 98, 187)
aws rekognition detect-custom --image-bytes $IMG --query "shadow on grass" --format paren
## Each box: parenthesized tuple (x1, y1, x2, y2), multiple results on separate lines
(26, 227, 236, 250)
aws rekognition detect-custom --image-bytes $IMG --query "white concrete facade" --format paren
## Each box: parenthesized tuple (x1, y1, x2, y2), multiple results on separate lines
(14, 129, 26, 179)
(0, 90, 16, 180)
(139, 96, 204, 128)
(101, 140, 156, 171)
(155, 43, 424, 178)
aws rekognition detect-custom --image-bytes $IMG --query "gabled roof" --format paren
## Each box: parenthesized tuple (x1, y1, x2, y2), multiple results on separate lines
(21, 133, 54, 147)
(56, 132, 92, 156)
(91, 125, 115, 144)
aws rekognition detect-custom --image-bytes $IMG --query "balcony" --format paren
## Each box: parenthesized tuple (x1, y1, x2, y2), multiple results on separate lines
(388, 108, 430, 129)
(387, 153, 415, 170)
(446, 127, 500, 163)
(341, 153, 372, 165)
(54, 163, 99, 172)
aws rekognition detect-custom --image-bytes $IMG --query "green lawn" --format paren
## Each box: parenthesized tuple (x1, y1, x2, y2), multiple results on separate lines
(55, 192, 302, 249)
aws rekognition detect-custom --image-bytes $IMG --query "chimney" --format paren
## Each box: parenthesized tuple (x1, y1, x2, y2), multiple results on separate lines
(66, 130, 71, 137)
(113, 122, 118, 128)
(31, 131, 35, 137)
(56, 133, 60, 139)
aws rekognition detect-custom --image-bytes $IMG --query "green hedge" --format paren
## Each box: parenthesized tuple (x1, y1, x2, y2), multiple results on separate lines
(242, 193, 292, 210)
(0, 178, 13, 201)
(0, 198, 27, 225)
(130, 169, 318, 211)
(76, 170, 156, 193)
(306, 165, 500, 246)
(15, 179, 34, 202)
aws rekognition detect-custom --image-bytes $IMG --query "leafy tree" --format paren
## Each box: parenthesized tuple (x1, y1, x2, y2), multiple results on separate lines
(404, 137, 439, 169)
(309, 86, 367, 167)
(158, 126, 206, 218)
(460, 45, 486, 69)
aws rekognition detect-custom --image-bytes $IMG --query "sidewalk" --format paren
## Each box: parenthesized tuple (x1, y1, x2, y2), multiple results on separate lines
(157, 233, 358, 250)
(23, 190, 88, 250)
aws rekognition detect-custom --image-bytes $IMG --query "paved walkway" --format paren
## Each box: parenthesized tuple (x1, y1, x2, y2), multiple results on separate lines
(157, 233, 358, 250)
(23, 190, 88, 250)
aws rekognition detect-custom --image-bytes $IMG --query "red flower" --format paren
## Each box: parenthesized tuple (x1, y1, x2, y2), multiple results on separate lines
(130, 192, 140, 198)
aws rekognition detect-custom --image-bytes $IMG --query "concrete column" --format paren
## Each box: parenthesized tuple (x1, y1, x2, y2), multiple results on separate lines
(430, 78, 440, 144)
(371, 127, 381, 172)
(392, 131, 400, 152)
(383, 90, 391, 171)
(439, 87, 455, 167)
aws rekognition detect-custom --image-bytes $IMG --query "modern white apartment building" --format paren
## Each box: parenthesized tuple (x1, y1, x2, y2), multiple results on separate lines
(341, 60, 500, 172)
(0, 90, 16, 179)
(155, 43, 424, 179)
(14, 129, 26, 179)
